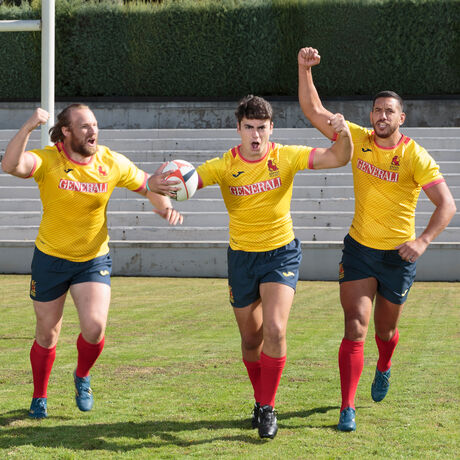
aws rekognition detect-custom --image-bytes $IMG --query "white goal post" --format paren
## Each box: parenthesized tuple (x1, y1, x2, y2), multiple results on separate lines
(0, 0, 55, 148)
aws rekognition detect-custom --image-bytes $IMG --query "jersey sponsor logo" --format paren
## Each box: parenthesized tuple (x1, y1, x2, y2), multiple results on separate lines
(282, 271, 295, 277)
(64, 168, 73, 173)
(98, 166, 108, 176)
(356, 159, 399, 182)
(232, 171, 244, 178)
(58, 179, 108, 193)
(229, 177, 282, 196)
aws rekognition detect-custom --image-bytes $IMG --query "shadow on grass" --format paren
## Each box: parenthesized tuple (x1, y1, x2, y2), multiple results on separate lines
(0, 406, 337, 450)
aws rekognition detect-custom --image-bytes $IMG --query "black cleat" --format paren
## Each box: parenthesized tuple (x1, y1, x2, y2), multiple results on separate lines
(258, 405, 278, 439)
(251, 402, 260, 428)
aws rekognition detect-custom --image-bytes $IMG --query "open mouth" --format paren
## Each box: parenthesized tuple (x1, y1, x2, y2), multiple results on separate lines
(251, 142, 260, 150)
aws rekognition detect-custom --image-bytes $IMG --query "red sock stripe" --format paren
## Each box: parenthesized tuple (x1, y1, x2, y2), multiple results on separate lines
(259, 352, 286, 408)
(76, 333, 105, 378)
(376, 329, 399, 372)
(30, 340, 56, 398)
(338, 338, 364, 411)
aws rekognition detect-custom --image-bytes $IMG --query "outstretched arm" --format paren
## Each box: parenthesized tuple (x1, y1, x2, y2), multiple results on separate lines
(395, 181, 456, 261)
(1, 108, 49, 177)
(298, 47, 336, 139)
(311, 113, 353, 169)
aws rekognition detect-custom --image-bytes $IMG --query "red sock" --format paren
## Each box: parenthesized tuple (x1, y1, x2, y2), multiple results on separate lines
(259, 352, 286, 408)
(30, 340, 56, 398)
(376, 329, 399, 372)
(76, 333, 105, 378)
(243, 358, 261, 403)
(339, 338, 364, 411)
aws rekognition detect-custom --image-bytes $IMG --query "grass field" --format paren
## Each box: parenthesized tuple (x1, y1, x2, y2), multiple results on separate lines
(0, 275, 458, 459)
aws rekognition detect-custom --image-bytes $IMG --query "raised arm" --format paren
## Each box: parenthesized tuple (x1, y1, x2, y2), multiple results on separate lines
(298, 47, 336, 139)
(311, 113, 353, 169)
(395, 181, 456, 261)
(1, 108, 49, 177)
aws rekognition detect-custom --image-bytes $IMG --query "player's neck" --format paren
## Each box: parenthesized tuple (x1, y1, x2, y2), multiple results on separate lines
(374, 131, 403, 148)
(62, 142, 94, 164)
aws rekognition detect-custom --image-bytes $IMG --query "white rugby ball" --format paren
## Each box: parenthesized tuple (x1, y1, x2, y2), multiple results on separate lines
(163, 159, 198, 201)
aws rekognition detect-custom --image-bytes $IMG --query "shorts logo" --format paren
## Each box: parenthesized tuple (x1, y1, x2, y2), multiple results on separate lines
(30, 279, 37, 297)
(282, 271, 295, 277)
(229, 286, 235, 305)
(400, 288, 409, 297)
(99, 270, 110, 276)
(339, 263, 344, 280)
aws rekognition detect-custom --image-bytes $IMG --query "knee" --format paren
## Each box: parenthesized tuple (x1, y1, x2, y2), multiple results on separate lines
(263, 322, 286, 347)
(81, 323, 105, 344)
(344, 316, 369, 341)
(241, 330, 263, 352)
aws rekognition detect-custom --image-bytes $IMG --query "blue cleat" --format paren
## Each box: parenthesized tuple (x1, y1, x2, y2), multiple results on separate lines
(371, 367, 391, 402)
(74, 371, 94, 411)
(29, 397, 48, 418)
(337, 407, 356, 432)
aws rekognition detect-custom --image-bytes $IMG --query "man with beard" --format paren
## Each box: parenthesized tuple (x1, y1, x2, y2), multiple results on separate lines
(297, 47, 456, 432)
(2, 104, 183, 418)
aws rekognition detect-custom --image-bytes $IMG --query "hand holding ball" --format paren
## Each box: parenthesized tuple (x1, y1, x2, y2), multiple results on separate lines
(163, 159, 198, 201)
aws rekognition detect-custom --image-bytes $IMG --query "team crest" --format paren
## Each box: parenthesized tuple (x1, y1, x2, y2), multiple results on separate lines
(98, 166, 108, 176)
(390, 155, 400, 171)
(267, 159, 279, 178)
(338, 263, 344, 280)
(30, 279, 37, 297)
(229, 286, 235, 306)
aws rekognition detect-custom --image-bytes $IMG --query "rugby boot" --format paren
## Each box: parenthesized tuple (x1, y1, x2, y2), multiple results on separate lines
(74, 371, 94, 411)
(337, 407, 356, 432)
(29, 397, 48, 418)
(251, 402, 260, 428)
(258, 405, 278, 439)
(371, 367, 391, 402)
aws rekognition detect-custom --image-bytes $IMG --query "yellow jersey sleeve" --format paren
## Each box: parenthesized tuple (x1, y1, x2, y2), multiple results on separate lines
(347, 122, 444, 249)
(196, 143, 313, 251)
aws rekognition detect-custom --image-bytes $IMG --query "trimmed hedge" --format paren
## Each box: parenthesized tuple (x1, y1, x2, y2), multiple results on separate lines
(0, 0, 458, 99)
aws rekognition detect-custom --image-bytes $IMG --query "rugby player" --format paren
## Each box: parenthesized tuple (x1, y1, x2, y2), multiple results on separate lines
(1, 104, 183, 418)
(297, 46, 456, 431)
(195, 95, 354, 438)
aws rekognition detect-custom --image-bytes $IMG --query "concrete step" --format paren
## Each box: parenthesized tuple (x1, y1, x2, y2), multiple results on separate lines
(2, 135, 459, 151)
(2, 224, 458, 242)
(0, 197, 441, 213)
(2, 127, 459, 141)
(2, 208, 459, 228)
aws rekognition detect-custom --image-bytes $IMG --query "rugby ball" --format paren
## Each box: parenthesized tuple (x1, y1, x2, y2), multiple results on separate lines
(163, 159, 198, 201)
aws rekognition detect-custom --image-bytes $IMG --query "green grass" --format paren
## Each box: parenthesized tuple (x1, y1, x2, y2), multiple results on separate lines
(0, 276, 458, 459)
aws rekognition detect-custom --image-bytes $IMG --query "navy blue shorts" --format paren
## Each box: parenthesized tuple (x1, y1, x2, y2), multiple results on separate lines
(339, 234, 416, 304)
(30, 247, 112, 302)
(227, 238, 302, 308)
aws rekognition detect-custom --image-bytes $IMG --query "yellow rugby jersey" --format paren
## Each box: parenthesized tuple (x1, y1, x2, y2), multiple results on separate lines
(26, 142, 148, 261)
(343, 122, 444, 249)
(196, 142, 315, 251)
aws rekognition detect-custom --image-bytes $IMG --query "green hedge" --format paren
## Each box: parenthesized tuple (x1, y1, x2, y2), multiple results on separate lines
(0, 0, 458, 99)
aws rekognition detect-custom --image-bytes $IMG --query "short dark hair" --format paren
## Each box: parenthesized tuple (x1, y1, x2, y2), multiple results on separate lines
(49, 103, 91, 143)
(372, 91, 404, 111)
(235, 95, 273, 124)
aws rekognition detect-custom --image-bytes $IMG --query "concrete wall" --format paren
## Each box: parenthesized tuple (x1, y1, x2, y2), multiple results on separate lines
(1, 98, 459, 130)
